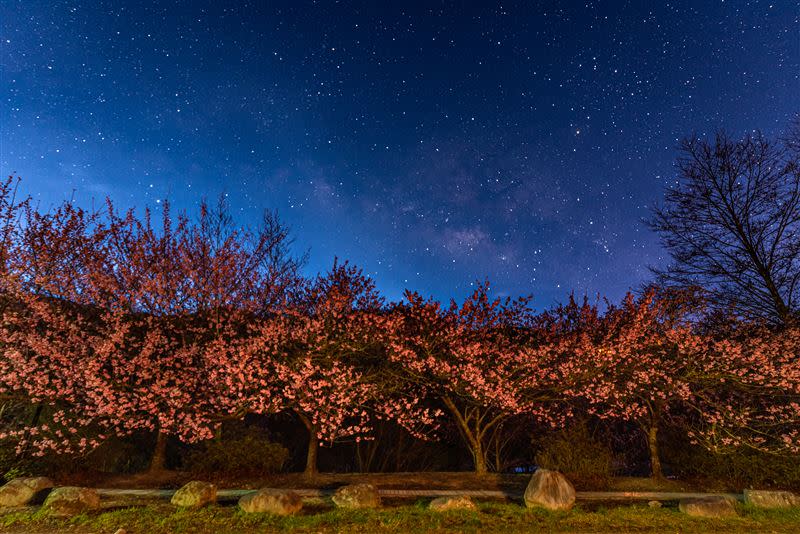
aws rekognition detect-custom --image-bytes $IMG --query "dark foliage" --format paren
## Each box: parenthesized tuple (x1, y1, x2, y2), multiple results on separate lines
(534, 422, 614, 489)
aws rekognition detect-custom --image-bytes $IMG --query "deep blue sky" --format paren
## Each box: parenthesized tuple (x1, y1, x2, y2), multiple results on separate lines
(2, 1, 798, 305)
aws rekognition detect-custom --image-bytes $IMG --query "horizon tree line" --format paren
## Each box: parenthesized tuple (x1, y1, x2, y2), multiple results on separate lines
(0, 122, 798, 480)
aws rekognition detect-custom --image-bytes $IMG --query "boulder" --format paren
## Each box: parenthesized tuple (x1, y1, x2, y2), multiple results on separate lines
(238, 488, 303, 515)
(678, 496, 737, 518)
(170, 481, 216, 508)
(42, 486, 101, 517)
(647, 500, 662, 508)
(0, 477, 54, 506)
(332, 483, 381, 509)
(429, 495, 477, 512)
(743, 489, 800, 508)
(523, 469, 576, 511)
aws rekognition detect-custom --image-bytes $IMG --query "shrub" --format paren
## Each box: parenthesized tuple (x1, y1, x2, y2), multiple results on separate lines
(84, 436, 151, 474)
(534, 422, 614, 488)
(0, 440, 65, 480)
(186, 432, 289, 477)
(0, 450, 78, 481)
(664, 444, 800, 490)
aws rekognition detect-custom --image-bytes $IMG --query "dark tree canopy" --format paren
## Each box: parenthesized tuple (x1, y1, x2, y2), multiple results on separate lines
(650, 123, 800, 325)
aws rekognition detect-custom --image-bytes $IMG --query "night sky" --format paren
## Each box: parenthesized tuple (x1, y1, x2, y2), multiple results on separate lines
(1, 1, 798, 306)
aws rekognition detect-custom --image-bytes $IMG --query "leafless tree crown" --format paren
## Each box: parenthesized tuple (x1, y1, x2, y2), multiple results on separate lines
(650, 121, 800, 325)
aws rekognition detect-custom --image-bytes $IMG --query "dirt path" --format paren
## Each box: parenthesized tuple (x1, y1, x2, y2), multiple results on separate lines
(92, 471, 700, 493)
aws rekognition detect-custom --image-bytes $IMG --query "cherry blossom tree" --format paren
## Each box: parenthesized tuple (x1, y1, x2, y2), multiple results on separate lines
(386, 283, 550, 474)
(243, 260, 437, 476)
(563, 290, 705, 478)
(553, 288, 800, 478)
(0, 195, 303, 471)
(690, 325, 800, 457)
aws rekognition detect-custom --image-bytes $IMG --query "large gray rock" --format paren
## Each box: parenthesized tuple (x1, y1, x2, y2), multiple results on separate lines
(0, 477, 53, 506)
(239, 488, 303, 515)
(743, 489, 800, 508)
(170, 481, 216, 508)
(332, 483, 381, 509)
(678, 496, 737, 518)
(524, 469, 576, 511)
(429, 495, 477, 512)
(42, 486, 101, 517)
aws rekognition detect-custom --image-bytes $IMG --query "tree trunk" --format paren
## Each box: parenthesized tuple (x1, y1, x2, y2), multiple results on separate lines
(296, 411, 319, 477)
(305, 432, 319, 477)
(148, 431, 168, 473)
(492, 425, 504, 473)
(442, 396, 490, 475)
(356, 436, 379, 473)
(647, 425, 663, 479)
(30, 403, 43, 427)
(472, 441, 488, 475)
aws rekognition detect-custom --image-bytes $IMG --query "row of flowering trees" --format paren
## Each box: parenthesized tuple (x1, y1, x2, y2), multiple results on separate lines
(0, 176, 798, 478)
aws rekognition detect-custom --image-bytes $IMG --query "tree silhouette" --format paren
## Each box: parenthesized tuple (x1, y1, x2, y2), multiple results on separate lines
(649, 126, 800, 325)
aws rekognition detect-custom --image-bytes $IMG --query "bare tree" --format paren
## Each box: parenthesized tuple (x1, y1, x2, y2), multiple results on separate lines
(649, 125, 800, 325)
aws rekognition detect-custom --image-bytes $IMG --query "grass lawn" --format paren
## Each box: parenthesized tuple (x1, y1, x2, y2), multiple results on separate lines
(1, 502, 798, 534)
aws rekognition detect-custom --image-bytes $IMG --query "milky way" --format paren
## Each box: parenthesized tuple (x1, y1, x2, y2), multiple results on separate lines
(1, 1, 798, 305)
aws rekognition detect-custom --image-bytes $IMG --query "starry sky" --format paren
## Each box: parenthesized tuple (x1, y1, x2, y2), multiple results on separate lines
(1, 1, 798, 306)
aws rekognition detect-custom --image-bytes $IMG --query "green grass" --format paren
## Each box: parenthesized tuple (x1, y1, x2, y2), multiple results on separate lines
(1, 502, 798, 533)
